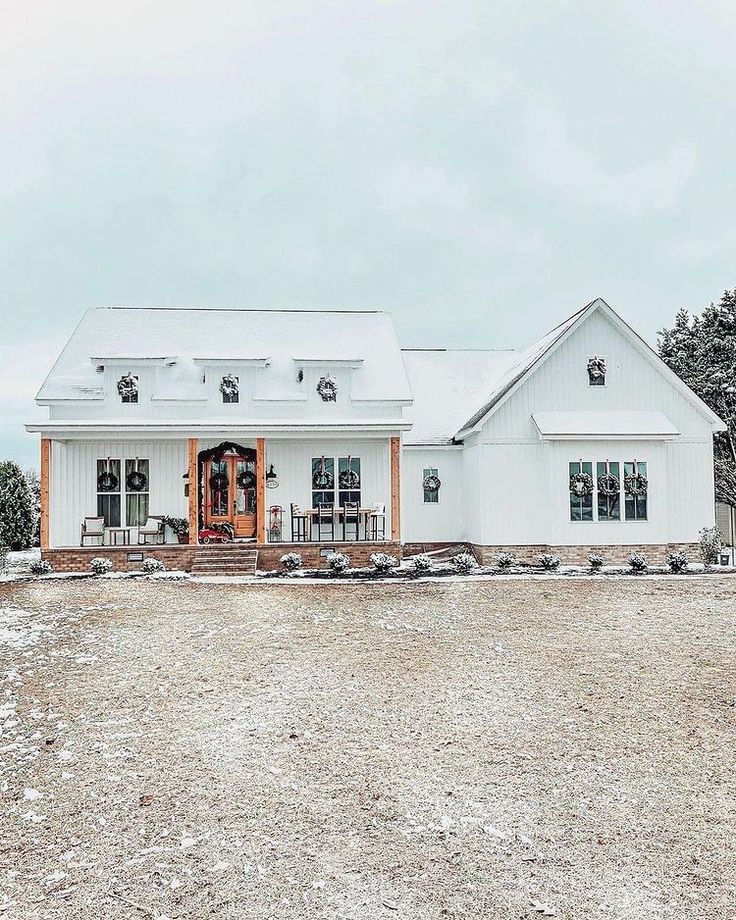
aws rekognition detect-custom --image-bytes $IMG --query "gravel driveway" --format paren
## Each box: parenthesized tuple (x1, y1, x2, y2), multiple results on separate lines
(1, 576, 734, 919)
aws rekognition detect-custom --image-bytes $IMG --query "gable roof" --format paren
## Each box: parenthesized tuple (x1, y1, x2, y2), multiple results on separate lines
(401, 349, 519, 445)
(37, 307, 412, 403)
(454, 297, 725, 439)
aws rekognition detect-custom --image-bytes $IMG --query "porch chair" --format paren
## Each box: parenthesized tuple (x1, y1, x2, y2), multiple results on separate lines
(342, 500, 360, 541)
(138, 517, 164, 545)
(80, 516, 105, 547)
(370, 503, 386, 540)
(290, 503, 308, 542)
(316, 502, 335, 541)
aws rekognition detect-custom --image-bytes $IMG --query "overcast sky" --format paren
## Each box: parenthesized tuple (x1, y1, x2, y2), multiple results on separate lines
(2, 0, 735, 468)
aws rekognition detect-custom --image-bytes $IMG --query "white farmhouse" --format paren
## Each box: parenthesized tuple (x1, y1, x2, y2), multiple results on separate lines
(28, 298, 724, 572)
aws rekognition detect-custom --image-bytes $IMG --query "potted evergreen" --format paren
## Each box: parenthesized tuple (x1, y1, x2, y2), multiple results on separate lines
(162, 516, 189, 544)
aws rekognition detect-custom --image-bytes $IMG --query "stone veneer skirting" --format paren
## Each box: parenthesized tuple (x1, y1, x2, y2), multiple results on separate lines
(42, 542, 402, 574)
(403, 542, 701, 566)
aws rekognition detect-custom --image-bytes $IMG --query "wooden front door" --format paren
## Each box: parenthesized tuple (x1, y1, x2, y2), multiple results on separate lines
(205, 454, 257, 538)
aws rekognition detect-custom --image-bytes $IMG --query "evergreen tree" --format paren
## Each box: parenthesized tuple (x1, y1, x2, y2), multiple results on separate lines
(658, 290, 736, 506)
(24, 469, 41, 547)
(0, 461, 34, 550)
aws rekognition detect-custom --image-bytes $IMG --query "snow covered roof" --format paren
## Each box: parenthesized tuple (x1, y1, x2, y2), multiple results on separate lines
(401, 349, 520, 445)
(532, 411, 680, 439)
(37, 307, 412, 403)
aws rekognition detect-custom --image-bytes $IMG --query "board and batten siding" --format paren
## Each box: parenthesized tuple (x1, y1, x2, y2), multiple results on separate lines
(401, 448, 464, 542)
(264, 438, 393, 537)
(49, 440, 188, 548)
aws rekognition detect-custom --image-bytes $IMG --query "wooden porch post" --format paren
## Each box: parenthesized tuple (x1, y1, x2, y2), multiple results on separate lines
(188, 438, 198, 544)
(256, 438, 266, 544)
(390, 436, 401, 542)
(40, 438, 50, 550)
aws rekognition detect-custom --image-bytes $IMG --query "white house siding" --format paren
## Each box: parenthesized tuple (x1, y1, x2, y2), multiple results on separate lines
(264, 438, 392, 540)
(468, 308, 716, 548)
(401, 447, 463, 542)
(49, 439, 189, 548)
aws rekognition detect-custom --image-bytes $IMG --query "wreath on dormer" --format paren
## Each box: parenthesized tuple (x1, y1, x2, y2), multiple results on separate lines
(587, 355, 607, 381)
(219, 374, 239, 399)
(117, 373, 139, 400)
(316, 374, 337, 402)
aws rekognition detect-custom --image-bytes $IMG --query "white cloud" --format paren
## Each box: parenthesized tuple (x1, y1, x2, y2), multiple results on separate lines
(520, 100, 697, 216)
(377, 162, 470, 213)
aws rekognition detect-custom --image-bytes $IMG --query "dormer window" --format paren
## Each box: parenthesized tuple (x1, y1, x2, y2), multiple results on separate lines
(587, 356, 606, 386)
(117, 373, 139, 403)
(220, 374, 239, 403)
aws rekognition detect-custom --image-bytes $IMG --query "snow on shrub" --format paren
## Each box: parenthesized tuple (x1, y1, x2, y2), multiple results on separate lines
(411, 554, 433, 575)
(628, 552, 647, 574)
(370, 552, 398, 574)
(326, 552, 350, 574)
(699, 526, 722, 567)
(30, 559, 53, 576)
(537, 553, 560, 571)
(496, 551, 516, 569)
(588, 553, 604, 571)
(451, 552, 478, 574)
(90, 557, 113, 576)
(142, 558, 166, 574)
(280, 552, 303, 572)
(667, 551, 689, 574)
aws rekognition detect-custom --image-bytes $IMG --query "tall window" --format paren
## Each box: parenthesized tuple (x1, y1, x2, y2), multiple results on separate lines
(125, 459, 150, 526)
(97, 459, 121, 526)
(596, 461, 620, 521)
(624, 461, 648, 521)
(423, 467, 439, 504)
(569, 461, 594, 522)
(311, 456, 361, 507)
(338, 456, 361, 506)
(311, 457, 335, 508)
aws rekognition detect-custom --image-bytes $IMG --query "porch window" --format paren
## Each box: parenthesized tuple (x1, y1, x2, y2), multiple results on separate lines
(338, 456, 361, 506)
(311, 457, 335, 507)
(624, 461, 648, 521)
(569, 460, 593, 522)
(97, 459, 121, 527)
(423, 467, 439, 504)
(596, 461, 620, 521)
(125, 459, 150, 526)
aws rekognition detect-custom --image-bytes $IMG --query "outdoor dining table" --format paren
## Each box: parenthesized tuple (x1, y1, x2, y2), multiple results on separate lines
(305, 507, 375, 541)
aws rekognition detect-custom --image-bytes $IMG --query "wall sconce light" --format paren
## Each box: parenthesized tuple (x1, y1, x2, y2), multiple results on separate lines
(266, 464, 279, 489)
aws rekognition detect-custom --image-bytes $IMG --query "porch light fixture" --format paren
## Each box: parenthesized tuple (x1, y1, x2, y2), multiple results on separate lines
(266, 464, 279, 489)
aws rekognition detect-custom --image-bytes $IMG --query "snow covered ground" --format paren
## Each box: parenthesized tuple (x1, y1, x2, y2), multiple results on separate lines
(0, 577, 734, 919)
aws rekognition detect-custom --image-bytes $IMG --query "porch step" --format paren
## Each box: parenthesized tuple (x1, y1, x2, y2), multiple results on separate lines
(191, 546, 258, 576)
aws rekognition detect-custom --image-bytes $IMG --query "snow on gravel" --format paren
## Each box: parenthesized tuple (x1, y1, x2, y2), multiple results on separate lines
(0, 577, 734, 920)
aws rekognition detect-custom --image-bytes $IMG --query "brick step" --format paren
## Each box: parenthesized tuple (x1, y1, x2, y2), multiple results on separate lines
(193, 551, 258, 560)
(191, 565, 257, 575)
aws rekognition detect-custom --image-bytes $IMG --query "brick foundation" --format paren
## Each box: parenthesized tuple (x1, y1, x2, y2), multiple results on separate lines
(470, 542, 701, 566)
(42, 541, 402, 574)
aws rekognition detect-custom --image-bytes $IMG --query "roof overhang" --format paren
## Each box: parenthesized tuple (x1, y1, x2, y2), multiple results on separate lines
(532, 410, 681, 440)
(25, 420, 412, 437)
(292, 357, 364, 368)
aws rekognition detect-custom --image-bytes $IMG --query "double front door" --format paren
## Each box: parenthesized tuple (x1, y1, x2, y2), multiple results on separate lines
(205, 454, 257, 538)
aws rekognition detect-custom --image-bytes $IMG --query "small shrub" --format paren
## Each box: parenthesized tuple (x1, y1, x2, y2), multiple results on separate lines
(538, 553, 560, 571)
(588, 553, 604, 571)
(628, 552, 647, 574)
(699, 526, 722, 568)
(30, 559, 53, 576)
(667, 551, 689, 574)
(411, 554, 433, 575)
(452, 552, 478, 574)
(90, 557, 113, 576)
(326, 552, 350, 574)
(370, 552, 398, 574)
(280, 552, 303, 572)
(496, 551, 516, 569)
(141, 558, 166, 574)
